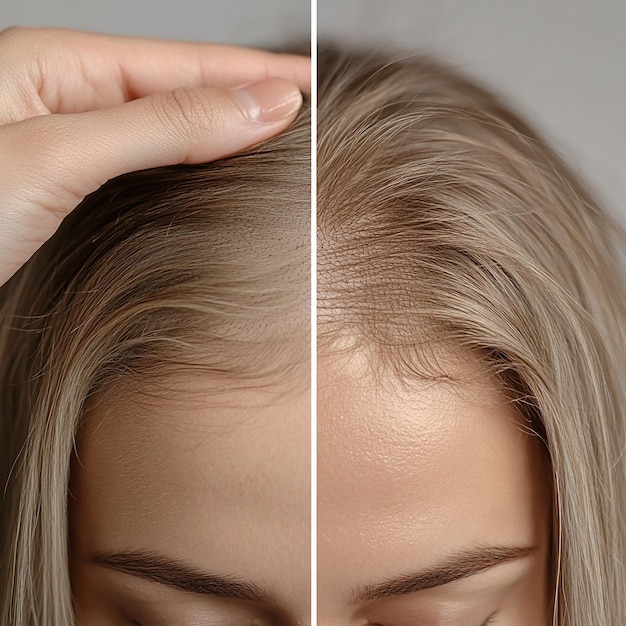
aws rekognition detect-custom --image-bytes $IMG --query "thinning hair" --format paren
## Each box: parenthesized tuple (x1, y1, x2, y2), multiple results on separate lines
(317, 46, 626, 625)
(0, 101, 310, 625)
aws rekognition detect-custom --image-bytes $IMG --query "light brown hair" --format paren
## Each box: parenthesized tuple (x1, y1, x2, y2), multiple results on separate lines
(0, 102, 310, 625)
(317, 47, 626, 625)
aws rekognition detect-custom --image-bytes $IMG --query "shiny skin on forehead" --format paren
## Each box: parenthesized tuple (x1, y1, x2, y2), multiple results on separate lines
(318, 349, 549, 600)
(70, 377, 310, 609)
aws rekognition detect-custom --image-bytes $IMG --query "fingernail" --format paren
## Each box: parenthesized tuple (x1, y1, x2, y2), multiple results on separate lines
(233, 78, 303, 124)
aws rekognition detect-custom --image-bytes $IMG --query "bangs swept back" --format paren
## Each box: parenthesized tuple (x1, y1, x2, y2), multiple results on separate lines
(0, 102, 310, 625)
(317, 46, 626, 626)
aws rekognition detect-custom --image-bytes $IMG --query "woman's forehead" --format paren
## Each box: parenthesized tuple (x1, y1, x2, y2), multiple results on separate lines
(70, 379, 310, 607)
(318, 348, 550, 598)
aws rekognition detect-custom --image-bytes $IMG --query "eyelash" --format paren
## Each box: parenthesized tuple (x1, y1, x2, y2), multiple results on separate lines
(481, 612, 498, 626)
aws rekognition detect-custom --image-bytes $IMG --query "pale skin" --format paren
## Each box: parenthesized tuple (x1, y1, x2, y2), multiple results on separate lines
(0, 26, 309, 286)
(3, 26, 553, 624)
(318, 349, 552, 626)
(69, 347, 552, 625)
(69, 378, 311, 626)
(0, 26, 311, 621)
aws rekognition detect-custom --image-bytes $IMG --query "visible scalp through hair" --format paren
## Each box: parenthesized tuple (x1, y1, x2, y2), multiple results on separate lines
(317, 46, 626, 626)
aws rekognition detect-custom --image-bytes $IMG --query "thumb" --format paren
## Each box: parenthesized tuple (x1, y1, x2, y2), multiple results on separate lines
(0, 78, 303, 286)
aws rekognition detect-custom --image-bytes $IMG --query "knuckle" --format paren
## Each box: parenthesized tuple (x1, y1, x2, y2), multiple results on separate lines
(155, 87, 227, 137)
(0, 26, 28, 49)
(0, 26, 68, 57)
(169, 88, 202, 128)
(0, 25, 26, 39)
(0, 27, 51, 70)
(0, 25, 37, 47)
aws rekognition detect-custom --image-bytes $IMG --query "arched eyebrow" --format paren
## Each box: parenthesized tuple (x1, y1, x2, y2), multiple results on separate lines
(353, 545, 537, 603)
(92, 550, 270, 602)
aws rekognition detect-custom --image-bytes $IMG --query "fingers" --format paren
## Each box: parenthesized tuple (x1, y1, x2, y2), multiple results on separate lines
(0, 26, 310, 124)
(0, 78, 303, 286)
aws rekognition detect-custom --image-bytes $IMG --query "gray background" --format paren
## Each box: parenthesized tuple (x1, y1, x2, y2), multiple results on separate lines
(319, 0, 625, 221)
(0, 0, 309, 47)
(1, 1, 623, 219)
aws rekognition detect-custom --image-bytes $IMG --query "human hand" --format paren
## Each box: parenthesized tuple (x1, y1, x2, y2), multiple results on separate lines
(0, 26, 309, 286)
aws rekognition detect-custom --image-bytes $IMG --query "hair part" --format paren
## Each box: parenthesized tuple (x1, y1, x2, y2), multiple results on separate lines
(317, 46, 626, 626)
(0, 101, 310, 625)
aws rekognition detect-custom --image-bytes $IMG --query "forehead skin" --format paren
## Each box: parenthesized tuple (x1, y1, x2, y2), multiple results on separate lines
(318, 350, 551, 624)
(69, 378, 310, 625)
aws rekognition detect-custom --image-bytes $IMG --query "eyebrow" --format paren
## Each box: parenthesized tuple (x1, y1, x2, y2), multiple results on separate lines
(93, 551, 270, 602)
(353, 546, 537, 603)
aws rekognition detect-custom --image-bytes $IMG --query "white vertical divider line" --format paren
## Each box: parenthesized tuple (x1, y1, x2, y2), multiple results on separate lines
(310, 0, 318, 622)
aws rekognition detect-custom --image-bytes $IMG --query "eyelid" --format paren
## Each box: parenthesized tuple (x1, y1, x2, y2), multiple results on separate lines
(355, 573, 513, 626)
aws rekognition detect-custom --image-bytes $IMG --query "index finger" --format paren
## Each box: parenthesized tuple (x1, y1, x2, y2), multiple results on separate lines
(1, 27, 310, 117)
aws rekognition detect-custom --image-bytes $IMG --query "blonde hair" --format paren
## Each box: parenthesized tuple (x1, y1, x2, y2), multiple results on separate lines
(0, 104, 310, 624)
(317, 47, 626, 625)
